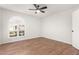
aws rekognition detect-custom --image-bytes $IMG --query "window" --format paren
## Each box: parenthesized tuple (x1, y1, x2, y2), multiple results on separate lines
(8, 16, 25, 37)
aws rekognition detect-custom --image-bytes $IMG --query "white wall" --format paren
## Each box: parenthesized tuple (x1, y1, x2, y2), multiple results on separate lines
(42, 10, 72, 44)
(0, 8, 3, 44)
(0, 7, 73, 44)
(72, 9, 79, 49)
(0, 8, 40, 44)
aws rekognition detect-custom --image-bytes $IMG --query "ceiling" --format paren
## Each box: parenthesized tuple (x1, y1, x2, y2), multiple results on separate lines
(0, 4, 79, 18)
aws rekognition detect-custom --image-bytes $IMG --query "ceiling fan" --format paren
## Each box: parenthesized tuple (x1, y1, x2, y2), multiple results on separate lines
(29, 4, 47, 14)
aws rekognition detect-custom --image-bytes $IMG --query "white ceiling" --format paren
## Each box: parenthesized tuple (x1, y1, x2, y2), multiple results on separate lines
(0, 4, 79, 18)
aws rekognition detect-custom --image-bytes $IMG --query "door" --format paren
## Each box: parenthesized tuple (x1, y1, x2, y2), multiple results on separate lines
(72, 9, 79, 49)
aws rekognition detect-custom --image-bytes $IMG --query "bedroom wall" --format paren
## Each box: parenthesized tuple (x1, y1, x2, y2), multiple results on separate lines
(42, 10, 72, 44)
(0, 8, 40, 44)
(0, 7, 73, 44)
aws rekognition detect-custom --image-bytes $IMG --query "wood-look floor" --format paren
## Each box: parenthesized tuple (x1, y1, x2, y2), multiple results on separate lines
(0, 37, 79, 55)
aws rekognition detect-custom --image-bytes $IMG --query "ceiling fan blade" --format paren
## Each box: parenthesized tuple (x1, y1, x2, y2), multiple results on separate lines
(29, 9, 36, 10)
(33, 4, 40, 9)
(40, 10, 45, 13)
(40, 6, 47, 9)
(33, 4, 38, 8)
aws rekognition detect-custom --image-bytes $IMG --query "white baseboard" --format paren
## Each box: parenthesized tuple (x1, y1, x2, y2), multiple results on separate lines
(0, 36, 71, 45)
(43, 36, 72, 45)
(0, 36, 41, 45)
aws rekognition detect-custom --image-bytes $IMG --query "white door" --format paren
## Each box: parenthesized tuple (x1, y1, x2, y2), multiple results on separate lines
(72, 9, 79, 49)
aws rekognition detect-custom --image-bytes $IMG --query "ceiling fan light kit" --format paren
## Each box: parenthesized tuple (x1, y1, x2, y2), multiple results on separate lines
(37, 10, 40, 13)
